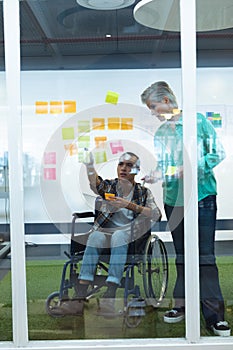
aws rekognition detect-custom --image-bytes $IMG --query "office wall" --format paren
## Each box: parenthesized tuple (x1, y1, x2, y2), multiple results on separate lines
(0, 67, 232, 226)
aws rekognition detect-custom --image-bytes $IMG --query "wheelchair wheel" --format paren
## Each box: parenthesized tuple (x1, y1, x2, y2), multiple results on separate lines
(46, 291, 64, 318)
(142, 234, 168, 307)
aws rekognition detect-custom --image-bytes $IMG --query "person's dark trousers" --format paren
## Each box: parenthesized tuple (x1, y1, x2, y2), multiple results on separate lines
(164, 195, 225, 327)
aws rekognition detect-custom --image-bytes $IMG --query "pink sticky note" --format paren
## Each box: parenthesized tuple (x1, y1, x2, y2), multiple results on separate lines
(44, 152, 56, 165)
(44, 168, 56, 180)
(110, 141, 124, 155)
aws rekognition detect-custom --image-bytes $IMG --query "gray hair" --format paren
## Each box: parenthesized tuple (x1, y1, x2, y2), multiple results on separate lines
(141, 81, 178, 108)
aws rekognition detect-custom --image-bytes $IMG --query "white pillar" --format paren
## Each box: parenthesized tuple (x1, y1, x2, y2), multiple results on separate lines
(180, 0, 200, 342)
(3, 0, 28, 345)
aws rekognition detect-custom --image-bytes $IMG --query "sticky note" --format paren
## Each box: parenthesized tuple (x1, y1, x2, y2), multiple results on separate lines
(78, 150, 85, 162)
(78, 120, 90, 133)
(105, 91, 119, 105)
(108, 117, 120, 130)
(77, 135, 90, 148)
(64, 100, 76, 113)
(35, 101, 48, 114)
(64, 144, 78, 156)
(50, 101, 62, 114)
(105, 193, 115, 200)
(44, 168, 56, 180)
(44, 152, 56, 165)
(62, 127, 75, 140)
(93, 118, 105, 130)
(165, 166, 177, 176)
(94, 151, 107, 164)
(121, 118, 133, 130)
(95, 136, 107, 148)
(110, 141, 124, 154)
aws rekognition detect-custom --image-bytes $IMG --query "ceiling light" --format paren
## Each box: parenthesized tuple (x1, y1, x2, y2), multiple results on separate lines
(76, 0, 135, 10)
(134, 0, 233, 32)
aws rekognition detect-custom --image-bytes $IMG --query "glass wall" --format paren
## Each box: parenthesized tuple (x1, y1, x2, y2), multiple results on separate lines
(196, 0, 233, 338)
(0, 1, 12, 342)
(0, 0, 232, 348)
(20, 0, 183, 341)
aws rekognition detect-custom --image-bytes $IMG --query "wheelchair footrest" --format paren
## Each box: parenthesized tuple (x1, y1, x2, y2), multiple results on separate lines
(127, 297, 146, 317)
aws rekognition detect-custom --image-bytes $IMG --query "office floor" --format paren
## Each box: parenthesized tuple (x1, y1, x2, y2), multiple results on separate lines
(0, 257, 233, 341)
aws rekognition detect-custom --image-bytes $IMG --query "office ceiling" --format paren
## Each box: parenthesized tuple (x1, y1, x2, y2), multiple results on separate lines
(0, 0, 233, 70)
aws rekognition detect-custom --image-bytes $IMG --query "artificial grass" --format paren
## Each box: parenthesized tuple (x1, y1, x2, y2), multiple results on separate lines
(0, 256, 233, 341)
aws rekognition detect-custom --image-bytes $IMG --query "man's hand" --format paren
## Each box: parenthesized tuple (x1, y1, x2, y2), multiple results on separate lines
(83, 148, 94, 168)
(105, 196, 128, 209)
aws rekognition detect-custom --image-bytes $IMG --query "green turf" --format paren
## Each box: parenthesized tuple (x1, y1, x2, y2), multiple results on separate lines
(0, 256, 233, 341)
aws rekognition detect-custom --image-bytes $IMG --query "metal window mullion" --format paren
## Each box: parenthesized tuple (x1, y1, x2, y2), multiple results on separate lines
(180, 0, 200, 343)
(3, 0, 28, 346)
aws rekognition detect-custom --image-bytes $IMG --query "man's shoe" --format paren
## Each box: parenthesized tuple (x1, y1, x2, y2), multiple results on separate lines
(209, 321, 231, 337)
(60, 299, 84, 315)
(164, 307, 185, 323)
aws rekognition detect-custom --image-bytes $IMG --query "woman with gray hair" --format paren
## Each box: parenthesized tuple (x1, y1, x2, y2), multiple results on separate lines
(141, 81, 230, 337)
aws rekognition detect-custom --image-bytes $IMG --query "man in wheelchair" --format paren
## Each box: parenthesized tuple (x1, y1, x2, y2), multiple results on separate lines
(73, 151, 162, 317)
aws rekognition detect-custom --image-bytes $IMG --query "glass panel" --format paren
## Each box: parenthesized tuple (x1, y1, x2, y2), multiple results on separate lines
(0, 1, 12, 341)
(196, 0, 233, 338)
(21, 0, 183, 340)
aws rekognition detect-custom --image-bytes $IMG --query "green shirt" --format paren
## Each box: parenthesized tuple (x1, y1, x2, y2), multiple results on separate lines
(154, 113, 225, 206)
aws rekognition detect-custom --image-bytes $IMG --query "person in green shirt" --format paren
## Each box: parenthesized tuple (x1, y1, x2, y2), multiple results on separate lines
(141, 81, 230, 337)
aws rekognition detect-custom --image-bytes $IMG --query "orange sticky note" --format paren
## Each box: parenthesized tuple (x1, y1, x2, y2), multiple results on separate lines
(50, 101, 62, 114)
(64, 100, 76, 113)
(121, 118, 133, 130)
(64, 144, 78, 156)
(35, 101, 48, 114)
(105, 193, 115, 200)
(95, 136, 107, 148)
(108, 117, 120, 130)
(93, 118, 105, 130)
(105, 91, 119, 105)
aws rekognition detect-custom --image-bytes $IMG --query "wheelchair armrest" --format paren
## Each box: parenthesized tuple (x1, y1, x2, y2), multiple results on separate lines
(72, 212, 95, 219)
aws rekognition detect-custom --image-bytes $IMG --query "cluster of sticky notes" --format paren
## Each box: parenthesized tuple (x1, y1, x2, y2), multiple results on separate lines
(43, 152, 57, 180)
(206, 112, 222, 128)
(61, 118, 133, 142)
(105, 91, 119, 105)
(35, 100, 76, 114)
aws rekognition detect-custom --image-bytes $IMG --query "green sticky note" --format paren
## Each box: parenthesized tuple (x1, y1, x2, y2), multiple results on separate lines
(78, 120, 91, 133)
(78, 135, 90, 148)
(62, 127, 75, 140)
(94, 151, 107, 164)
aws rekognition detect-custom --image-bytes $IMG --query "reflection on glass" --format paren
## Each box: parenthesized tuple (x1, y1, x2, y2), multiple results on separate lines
(22, 0, 183, 340)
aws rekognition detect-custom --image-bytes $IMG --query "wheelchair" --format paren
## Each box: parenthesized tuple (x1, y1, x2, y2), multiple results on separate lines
(46, 198, 168, 328)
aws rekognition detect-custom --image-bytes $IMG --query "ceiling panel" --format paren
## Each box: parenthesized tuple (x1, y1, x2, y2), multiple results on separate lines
(0, 0, 232, 70)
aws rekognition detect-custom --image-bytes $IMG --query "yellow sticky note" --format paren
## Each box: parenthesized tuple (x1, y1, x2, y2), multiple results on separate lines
(35, 101, 48, 114)
(121, 118, 133, 130)
(62, 127, 75, 140)
(108, 117, 120, 130)
(93, 118, 105, 130)
(50, 101, 62, 114)
(105, 91, 119, 105)
(165, 166, 177, 176)
(64, 100, 76, 113)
